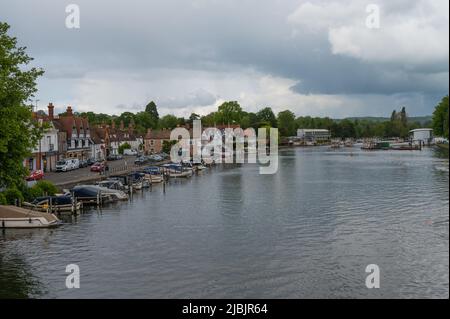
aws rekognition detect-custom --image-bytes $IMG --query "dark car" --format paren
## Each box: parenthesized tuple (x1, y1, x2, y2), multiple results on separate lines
(79, 160, 89, 168)
(134, 156, 147, 165)
(87, 158, 96, 165)
(107, 155, 117, 161)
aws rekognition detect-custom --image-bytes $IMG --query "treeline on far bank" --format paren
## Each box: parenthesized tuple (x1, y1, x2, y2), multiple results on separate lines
(69, 100, 436, 139)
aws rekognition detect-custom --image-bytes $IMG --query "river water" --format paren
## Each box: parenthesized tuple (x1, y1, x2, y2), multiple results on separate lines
(1, 147, 448, 298)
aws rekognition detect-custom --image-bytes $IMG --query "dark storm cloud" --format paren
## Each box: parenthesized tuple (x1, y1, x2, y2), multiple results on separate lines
(0, 0, 448, 116)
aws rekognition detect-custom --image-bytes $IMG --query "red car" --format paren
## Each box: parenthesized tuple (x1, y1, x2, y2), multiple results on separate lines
(90, 162, 108, 172)
(26, 170, 44, 181)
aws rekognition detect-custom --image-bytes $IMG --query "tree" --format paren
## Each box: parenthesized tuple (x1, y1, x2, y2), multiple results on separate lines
(432, 95, 449, 138)
(159, 114, 178, 129)
(116, 112, 135, 128)
(277, 110, 296, 136)
(189, 113, 200, 123)
(216, 101, 243, 124)
(135, 111, 157, 131)
(0, 22, 44, 188)
(257, 107, 277, 127)
(145, 101, 159, 123)
(118, 142, 131, 154)
(162, 140, 177, 154)
(400, 107, 408, 126)
(390, 110, 397, 121)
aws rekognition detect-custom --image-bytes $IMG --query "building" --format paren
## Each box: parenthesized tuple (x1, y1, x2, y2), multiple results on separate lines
(25, 112, 59, 173)
(297, 129, 331, 142)
(90, 127, 108, 161)
(144, 128, 172, 154)
(53, 106, 93, 160)
(409, 128, 433, 145)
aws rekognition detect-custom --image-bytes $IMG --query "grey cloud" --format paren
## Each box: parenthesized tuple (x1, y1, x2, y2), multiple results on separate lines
(0, 0, 448, 116)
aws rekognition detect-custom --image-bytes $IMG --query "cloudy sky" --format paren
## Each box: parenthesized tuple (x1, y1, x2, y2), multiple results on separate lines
(1, 0, 448, 118)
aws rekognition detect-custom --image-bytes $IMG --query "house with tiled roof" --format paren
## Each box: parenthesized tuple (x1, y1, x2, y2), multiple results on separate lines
(144, 128, 172, 154)
(24, 105, 60, 172)
(52, 105, 93, 160)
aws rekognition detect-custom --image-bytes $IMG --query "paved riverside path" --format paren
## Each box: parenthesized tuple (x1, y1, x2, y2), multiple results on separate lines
(44, 156, 170, 189)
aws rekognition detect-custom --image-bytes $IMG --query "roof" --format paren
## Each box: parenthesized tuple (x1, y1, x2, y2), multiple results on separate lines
(145, 129, 172, 140)
(409, 128, 433, 133)
(297, 129, 330, 132)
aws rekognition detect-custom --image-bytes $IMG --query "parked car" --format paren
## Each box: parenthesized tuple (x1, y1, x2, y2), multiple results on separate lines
(79, 160, 89, 168)
(90, 162, 108, 172)
(26, 170, 44, 181)
(69, 158, 80, 169)
(107, 154, 119, 161)
(134, 156, 147, 165)
(123, 149, 138, 156)
(159, 152, 170, 159)
(56, 160, 72, 172)
(149, 154, 163, 162)
(87, 158, 96, 166)
(116, 154, 123, 160)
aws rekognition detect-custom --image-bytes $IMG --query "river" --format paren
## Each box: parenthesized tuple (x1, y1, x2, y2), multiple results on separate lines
(1, 146, 448, 298)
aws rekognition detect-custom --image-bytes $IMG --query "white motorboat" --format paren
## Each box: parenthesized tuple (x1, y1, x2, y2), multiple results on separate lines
(0, 205, 61, 228)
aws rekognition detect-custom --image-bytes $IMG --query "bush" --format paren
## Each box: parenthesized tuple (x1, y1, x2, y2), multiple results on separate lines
(0, 193, 7, 205)
(31, 180, 58, 197)
(3, 187, 24, 205)
(118, 143, 131, 155)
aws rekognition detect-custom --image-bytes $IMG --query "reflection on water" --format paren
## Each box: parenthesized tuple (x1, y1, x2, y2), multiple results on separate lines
(0, 230, 47, 298)
(0, 147, 448, 298)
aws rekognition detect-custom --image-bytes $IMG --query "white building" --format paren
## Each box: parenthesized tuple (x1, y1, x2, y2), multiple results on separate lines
(25, 118, 59, 173)
(409, 128, 433, 145)
(297, 129, 331, 142)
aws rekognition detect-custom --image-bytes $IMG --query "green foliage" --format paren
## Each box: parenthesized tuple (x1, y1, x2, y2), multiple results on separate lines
(277, 110, 296, 136)
(3, 186, 24, 205)
(432, 95, 449, 139)
(145, 101, 159, 121)
(31, 180, 58, 196)
(162, 140, 177, 154)
(0, 192, 6, 205)
(7, 180, 58, 202)
(216, 101, 243, 124)
(159, 114, 179, 129)
(189, 113, 200, 122)
(118, 142, 131, 154)
(0, 22, 44, 188)
(257, 107, 277, 127)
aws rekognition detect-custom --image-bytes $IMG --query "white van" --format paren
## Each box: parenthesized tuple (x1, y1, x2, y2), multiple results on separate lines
(123, 149, 138, 156)
(70, 159, 80, 169)
(56, 160, 71, 172)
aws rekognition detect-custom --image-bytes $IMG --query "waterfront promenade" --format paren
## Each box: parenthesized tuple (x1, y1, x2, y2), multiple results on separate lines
(44, 156, 169, 189)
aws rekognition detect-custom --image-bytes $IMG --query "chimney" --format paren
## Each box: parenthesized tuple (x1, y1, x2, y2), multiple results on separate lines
(111, 121, 116, 129)
(147, 128, 152, 136)
(66, 106, 73, 116)
(48, 103, 55, 120)
(120, 120, 124, 130)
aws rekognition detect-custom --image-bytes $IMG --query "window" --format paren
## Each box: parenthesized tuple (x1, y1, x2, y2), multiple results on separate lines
(28, 158, 34, 170)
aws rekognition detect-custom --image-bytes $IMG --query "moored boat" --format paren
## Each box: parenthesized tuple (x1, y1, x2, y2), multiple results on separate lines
(23, 196, 82, 214)
(162, 164, 193, 178)
(143, 167, 164, 183)
(0, 205, 61, 228)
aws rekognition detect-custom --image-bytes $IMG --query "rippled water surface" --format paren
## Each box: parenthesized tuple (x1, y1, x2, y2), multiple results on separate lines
(1, 147, 448, 298)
